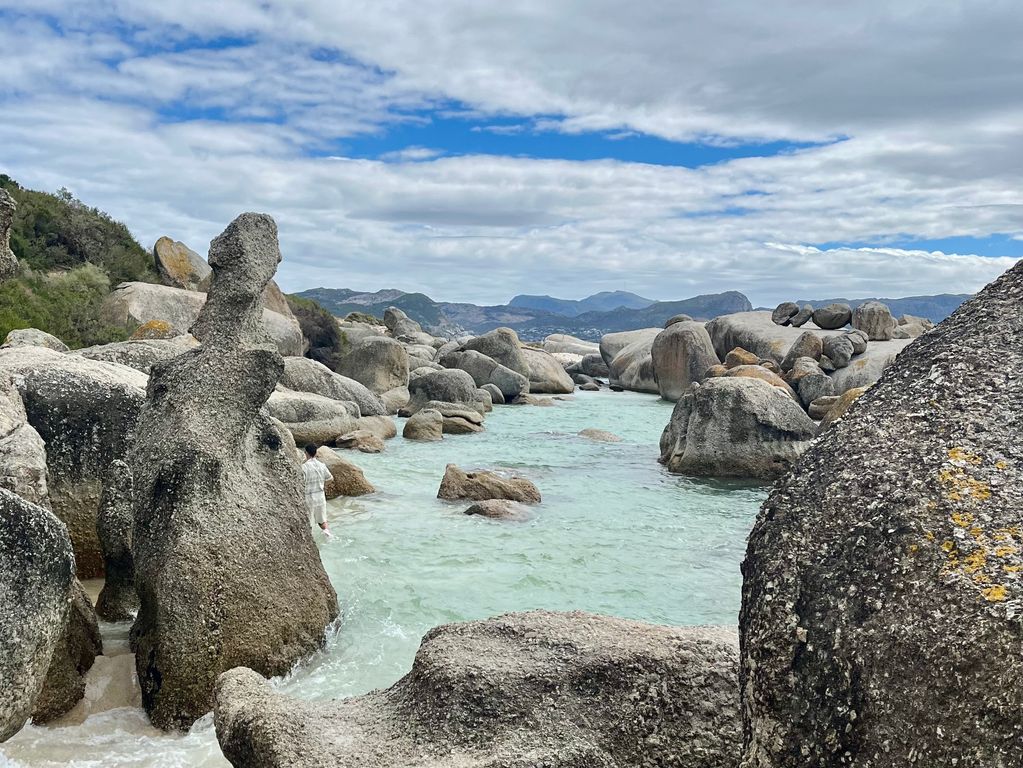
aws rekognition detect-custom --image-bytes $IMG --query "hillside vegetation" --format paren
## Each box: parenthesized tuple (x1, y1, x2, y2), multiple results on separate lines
(0, 175, 157, 348)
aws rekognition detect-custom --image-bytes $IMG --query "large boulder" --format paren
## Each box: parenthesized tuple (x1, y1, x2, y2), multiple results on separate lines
(31, 579, 102, 724)
(73, 336, 198, 373)
(811, 302, 852, 330)
(0, 488, 75, 741)
(851, 299, 897, 340)
(129, 213, 338, 730)
(382, 306, 423, 338)
(0, 188, 17, 280)
(608, 336, 658, 394)
(438, 464, 541, 503)
(578, 352, 610, 378)
(279, 357, 387, 417)
(404, 368, 485, 416)
(2, 328, 70, 353)
(215, 611, 741, 767)
(740, 260, 1023, 767)
(102, 281, 304, 357)
(651, 320, 719, 401)
(770, 302, 799, 326)
(267, 389, 360, 446)
(153, 236, 212, 291)
(314, 447, 374, 498)
(659, 377, 817, 480)
(95, 460, 137, 622)
(543, 334, 599, 356)
(334, 337, 409, 394)
(828, 337, 912, 394)
(0, 372, 49, 507)
(461, 327, 529, 377)
(402, 408, 444, 441)
(0, 346, 147, 578)
(440, 349, 529, 400)
(522, 346, 575, 394)
(598, 327, 660, 367)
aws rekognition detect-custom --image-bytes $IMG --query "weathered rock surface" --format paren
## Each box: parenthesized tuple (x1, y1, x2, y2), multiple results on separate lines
(815, 384, 868, 434)
(579, 428, 623, 442)
(0, 373, 49, 507)
(599, 328, 660, 367)
(129, 213, 338, 730)
(440, 349, 529, 400)
(1, 328, 70, 353)
(780, 331, 822, 371)
(721, 365, 798, 401)
(789, 304, 813, 327)
(380, 385, 410, 414)
(481, 382, 505, 405)
(404, 368, 485, 416)
(724, 348, 760, 369)
(95, 460, 137, 622)
(543, 334, 599, 356)
(335, 337, 409, 394)
(312, 447, 374, 499)
(438, 464, 541, 503)
(522, 346, 575, 394)
(102, 281, 304, 357)
(741, 260, 1023, 767)
(811, 302, 851, 330)
(382, 306, 423, 338)
(651, 321, 719, 401)
(660, 377, 816, 480)
(608, 335, 658, 394)
(130, 319, 185, 340)
(461, 328, 529, 377)
(335, 429, 385, 454)
(578, 352, 610, 378)
(0, 488, 75, 742)
(851, 299, 896, 341)
(0, 346, 147, 578)
(280, 357, 387, 417)
(664, 312, 695, 327)
(215, 611, 741, 768)
(267, 389, 359, 446)
(828, 338, 912, 394)
(821, 334, 854, 369)
(402, 409, 444, 441)
(770, 302, 799, 326)
(0, 188, 17, 280)
(32, 579, 102, 724)
(73, 336, 198, 373)
(153, 237, 212, 291)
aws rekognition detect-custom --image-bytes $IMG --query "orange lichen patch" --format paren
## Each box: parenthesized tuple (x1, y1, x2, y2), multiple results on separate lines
(982, 584, 1008, 602)
(948, 447, 982, 466)
(938, 466, 991, 503)
(950, 511, 974, 527)
(131, 319, 178, 341)
(962, 550, 987, 574)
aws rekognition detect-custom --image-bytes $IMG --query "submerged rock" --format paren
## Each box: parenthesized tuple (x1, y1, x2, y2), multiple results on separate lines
(438, 464, 541, 503)
(130, 213, 338, 730)
(463, 499, 532, 521)
(0, 488, 75, 742)
(660, 377, 816, 480)
(741, 260, 1023, 767)
(214, 611, 741, 768)
(579, 428, 622, 442)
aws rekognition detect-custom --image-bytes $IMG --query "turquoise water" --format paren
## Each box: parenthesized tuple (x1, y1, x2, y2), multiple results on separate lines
(0, 389, 767, 767)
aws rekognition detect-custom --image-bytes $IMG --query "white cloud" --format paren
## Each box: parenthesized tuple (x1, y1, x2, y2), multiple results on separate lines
(0, 1, 1020, 306)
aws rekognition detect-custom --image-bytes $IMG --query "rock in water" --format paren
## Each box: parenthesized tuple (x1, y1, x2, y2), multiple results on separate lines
(651, 321, 719, 401)
(659, 377, 816, 480)
(438, 464, 541, 503)
(214, 611, 741, 767)
(0, 488, 75, 742)
(95, 460, 137, 622)
(0, 188, 17, 280)
(153, 236, 212, 291)
(402, 408, 444, 441)
(740, 261, 1023, 767)
(130, 213, 338, 730)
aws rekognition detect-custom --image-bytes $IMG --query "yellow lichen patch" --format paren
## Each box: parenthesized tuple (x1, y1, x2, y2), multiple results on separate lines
(982, 584, 1008, 602)
(994, 545, 1019, 558)
(1004, 565, 1022, 573)
(948, 447, 982, 465)
(924, 530, 935, 541)
(963, 550, 987, 574)
(950, 511, 973, 528)
(995, 460, 1008, 470)
(941, 540, 956, 553)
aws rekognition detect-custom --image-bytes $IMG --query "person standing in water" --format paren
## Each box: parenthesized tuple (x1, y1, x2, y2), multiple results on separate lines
(302, 443, 333, 538)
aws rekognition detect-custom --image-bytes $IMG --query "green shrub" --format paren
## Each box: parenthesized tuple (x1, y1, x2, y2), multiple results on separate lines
(0, 265, 132, 349)
(286, 294, 347, 368)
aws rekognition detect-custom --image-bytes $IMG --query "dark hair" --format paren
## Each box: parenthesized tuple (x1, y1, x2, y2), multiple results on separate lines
(304, 443, 318, 457)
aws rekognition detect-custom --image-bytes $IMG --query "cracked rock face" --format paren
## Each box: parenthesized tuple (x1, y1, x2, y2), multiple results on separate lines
(0, 188, 17, 280)
(130, 213, 338, 730)
(214, 611, 742, 768)
(95, 460, 137, 622)
(0, 488, 75, 742)
(740, 259, 1023, 767)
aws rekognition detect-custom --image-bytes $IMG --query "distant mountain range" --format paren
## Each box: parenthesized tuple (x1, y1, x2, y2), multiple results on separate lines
(294, 288, 752, 340)
(508, 291, 654, 316)
(295, 288, 971, 340)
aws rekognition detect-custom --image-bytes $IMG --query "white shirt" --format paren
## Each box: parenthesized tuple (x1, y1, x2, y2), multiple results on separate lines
(301, 458, 332, 525)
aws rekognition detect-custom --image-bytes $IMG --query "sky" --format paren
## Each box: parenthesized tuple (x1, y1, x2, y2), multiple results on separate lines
(1, 1, 1021, 306)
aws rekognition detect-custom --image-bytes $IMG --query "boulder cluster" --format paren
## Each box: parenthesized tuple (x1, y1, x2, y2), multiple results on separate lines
(771, 298, 934, 340)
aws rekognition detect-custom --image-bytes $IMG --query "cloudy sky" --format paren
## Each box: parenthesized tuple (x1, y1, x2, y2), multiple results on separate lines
(1, 1, 1021, 305)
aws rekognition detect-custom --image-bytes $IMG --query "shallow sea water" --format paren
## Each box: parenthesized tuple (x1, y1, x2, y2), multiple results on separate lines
(0, 388, 768, 767)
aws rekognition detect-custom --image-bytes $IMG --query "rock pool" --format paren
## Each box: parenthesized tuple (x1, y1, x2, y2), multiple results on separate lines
(0, 388, 767, 767)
